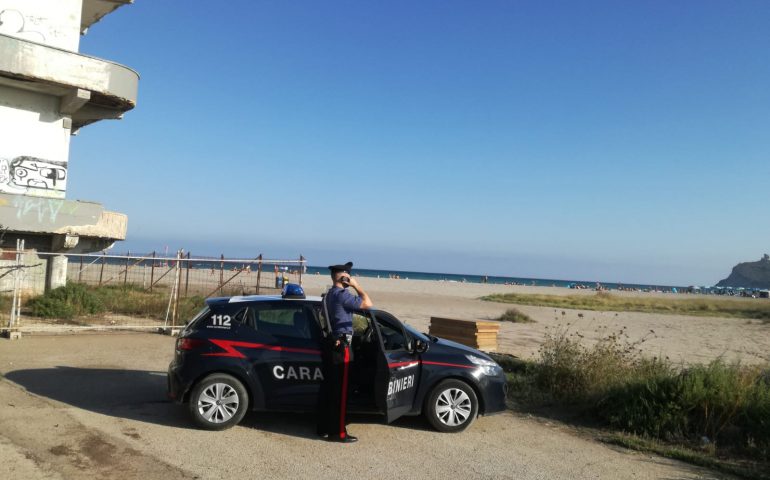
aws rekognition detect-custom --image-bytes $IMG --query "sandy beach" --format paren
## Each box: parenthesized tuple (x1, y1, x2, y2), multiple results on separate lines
(58, 263, 770, 365)
(301, 275, 770, 365)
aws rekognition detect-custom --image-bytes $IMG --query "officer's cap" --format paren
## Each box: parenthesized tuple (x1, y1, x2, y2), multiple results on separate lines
(328, 261, 353, 274)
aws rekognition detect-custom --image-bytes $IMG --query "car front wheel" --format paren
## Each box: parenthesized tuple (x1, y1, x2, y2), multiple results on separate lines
(189, 373, 248, 430)
(424, 379, 478, 432)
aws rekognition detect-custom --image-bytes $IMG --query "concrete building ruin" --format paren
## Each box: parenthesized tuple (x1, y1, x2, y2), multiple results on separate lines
(0, 0, 137, 292)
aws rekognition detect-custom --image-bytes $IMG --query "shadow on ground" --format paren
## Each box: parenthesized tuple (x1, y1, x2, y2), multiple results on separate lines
(3, 367, 430, 439)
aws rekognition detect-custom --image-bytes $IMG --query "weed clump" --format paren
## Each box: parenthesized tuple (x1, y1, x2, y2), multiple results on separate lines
(27, 283, 104, 319)
(497, 308, 535, 323)
(533, 325, 664, 402)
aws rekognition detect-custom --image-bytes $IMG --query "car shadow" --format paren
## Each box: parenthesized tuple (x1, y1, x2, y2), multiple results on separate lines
(4, 366, 189, 428)
(3, 367, 432, 438)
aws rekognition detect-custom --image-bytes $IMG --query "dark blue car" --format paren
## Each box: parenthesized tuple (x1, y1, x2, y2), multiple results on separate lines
(167, 285, 507, 432)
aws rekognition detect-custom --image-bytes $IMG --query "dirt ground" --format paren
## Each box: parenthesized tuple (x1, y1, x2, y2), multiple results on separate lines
(0, 333, 733, 480)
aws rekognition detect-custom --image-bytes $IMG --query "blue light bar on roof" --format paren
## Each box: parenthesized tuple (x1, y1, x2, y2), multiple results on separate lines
(281, 283, 306, 299)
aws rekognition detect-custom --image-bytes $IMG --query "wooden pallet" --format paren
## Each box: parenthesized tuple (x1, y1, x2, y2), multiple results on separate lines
(429, 317, 500, 352)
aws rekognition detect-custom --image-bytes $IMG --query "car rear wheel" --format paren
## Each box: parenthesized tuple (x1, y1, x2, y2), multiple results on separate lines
(189, 373, 248, 430)
(424, 379, 478, 432)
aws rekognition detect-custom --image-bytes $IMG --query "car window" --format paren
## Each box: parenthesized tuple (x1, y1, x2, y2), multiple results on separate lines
(352, 313, 369, 335)
(249, 303, 318, 340)
(232, 307, 254, 325)
(315, 304, 329, 333)
(374, 312, 409, 351)
(316, 298, 368, 336)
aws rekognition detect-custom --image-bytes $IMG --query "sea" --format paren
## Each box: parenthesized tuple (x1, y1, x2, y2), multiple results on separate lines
(303, 266, 684, 292)
(89, 254, 687, 292)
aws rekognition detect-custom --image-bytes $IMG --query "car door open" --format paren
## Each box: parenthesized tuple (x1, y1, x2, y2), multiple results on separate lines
(371, 311, 421, 423)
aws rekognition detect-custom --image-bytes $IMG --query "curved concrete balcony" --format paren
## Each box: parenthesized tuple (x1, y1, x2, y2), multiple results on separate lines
(0, 192, 127, 252)
(82, 0, 134, 34)
(0, 32, 139, 130)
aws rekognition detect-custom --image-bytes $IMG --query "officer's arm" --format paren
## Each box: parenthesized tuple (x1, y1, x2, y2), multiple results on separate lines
(347, 277, 373, 309)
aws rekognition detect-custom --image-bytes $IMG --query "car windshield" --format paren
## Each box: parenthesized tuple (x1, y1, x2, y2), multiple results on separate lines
(403, 322, 429, 342)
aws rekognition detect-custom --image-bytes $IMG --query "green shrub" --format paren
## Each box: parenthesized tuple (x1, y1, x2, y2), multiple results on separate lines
(597, 361, 770, 459)
(598, 371, 687, 439)
(743, 375, 770, 458)
(27, 283, 104, 319)
(497, 308, 535, 323)
(506, 324, 770, 465)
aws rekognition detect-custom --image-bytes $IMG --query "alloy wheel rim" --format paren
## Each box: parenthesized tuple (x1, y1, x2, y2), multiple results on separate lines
(198, 383, 239, 423)
(435, 388, 472, 426)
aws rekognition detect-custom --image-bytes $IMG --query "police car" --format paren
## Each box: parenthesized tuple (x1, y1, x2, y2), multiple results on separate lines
(167, 284, 507, 433)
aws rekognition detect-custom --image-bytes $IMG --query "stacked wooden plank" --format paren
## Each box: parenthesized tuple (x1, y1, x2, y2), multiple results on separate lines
(429, 317, 500, 352)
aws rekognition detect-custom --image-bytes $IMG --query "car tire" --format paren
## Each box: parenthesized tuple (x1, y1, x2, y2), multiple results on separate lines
(189, 373, 249, 430)
(424, 379, 478, 433)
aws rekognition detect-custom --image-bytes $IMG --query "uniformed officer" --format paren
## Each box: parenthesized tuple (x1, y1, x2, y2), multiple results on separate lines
(317, 261, 373, 443)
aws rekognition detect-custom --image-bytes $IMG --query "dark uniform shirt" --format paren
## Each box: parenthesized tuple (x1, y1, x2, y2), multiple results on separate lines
(325, 286, 362, 335)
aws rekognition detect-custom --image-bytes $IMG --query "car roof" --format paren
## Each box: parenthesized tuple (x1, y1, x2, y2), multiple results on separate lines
(205, 295, 323, 306)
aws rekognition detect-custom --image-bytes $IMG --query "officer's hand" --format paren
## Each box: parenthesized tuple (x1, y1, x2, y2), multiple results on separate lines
(347, 276, 360, 289)
(334, 339, 341, 348)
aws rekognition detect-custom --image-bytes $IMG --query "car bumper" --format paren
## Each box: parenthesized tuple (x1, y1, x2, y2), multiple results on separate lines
(479, 371, 508, 415)
(167, 361, 189, 404)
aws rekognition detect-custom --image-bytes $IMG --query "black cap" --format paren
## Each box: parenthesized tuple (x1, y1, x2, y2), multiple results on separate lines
(328, 261, 353, 274)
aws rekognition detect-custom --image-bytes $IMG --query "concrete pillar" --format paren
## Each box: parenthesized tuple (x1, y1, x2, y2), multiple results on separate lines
(46, 255, 68, 290)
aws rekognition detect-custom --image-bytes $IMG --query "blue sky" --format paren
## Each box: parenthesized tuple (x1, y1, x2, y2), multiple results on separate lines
(70, 1, 770, 285)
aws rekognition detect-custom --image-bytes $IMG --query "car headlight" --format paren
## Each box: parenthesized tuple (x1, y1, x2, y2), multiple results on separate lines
(466, 355, 502, 376)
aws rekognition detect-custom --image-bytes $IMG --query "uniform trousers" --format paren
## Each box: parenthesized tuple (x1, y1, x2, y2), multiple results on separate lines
(317, 335, 353, 439)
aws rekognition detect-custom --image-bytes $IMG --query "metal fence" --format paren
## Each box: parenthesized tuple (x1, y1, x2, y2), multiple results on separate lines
(1, 248, 306, 335)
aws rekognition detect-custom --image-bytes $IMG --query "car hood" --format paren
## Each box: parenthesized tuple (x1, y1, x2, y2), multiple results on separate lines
(427, 336, 494, 362)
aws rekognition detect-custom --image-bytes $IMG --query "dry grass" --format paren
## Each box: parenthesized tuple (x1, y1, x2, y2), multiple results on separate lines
(26, 283, 204, 322)
(482, 291, 770, 321)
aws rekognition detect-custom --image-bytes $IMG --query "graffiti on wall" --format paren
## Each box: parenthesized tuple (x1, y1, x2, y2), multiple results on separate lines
(0, 9, 45, 43)
(0, 156, 68, 197)
(11, 195, 66, 223)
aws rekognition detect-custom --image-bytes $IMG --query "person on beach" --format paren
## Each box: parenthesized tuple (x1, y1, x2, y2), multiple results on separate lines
(317, 261, 373, 443)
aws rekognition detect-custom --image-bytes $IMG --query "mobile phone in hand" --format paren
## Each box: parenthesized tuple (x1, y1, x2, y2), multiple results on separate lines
(340, 275, 351, 286)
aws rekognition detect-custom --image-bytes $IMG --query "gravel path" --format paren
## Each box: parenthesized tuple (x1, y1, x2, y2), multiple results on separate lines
(0, 334, 732, 479)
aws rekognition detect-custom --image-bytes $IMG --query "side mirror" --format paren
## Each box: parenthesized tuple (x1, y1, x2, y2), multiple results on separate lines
(413, 339, 429, 354)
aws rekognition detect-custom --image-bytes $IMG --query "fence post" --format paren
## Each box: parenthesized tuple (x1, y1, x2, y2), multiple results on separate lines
(150, 251, 156, 292)
(298, 254, 304, 285)
(255, 254, 262, 294)
(17, 240, 23, 329)
(219, 254, 224, 296)
(78, 255, 83, 283)
(98, 252, 106, 286)
(8, 238, 21, 331)
(185, 251, 191, 297)
(173, 250, 183, 326)
(124, 250, 130, 286)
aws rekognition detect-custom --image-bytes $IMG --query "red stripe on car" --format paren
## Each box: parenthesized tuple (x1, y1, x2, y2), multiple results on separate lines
(386, 360, 474, 369)
(203, 339, 321, 358)
(422, 360, 474, 369)
(387, 361, 420, 368)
